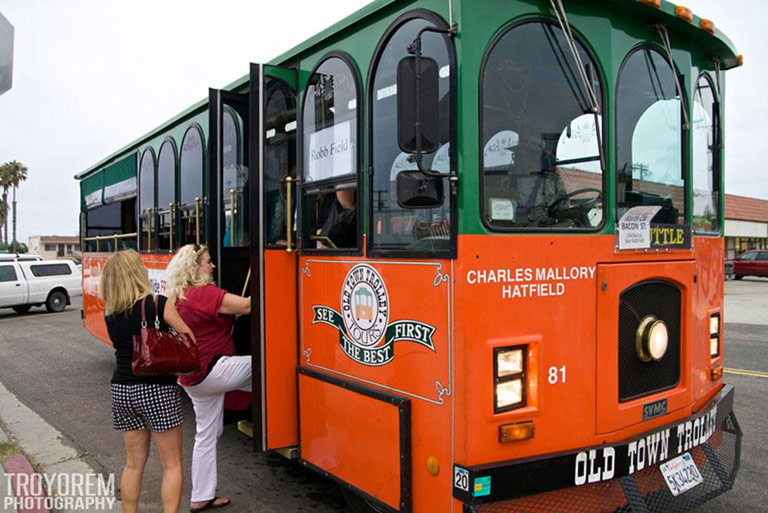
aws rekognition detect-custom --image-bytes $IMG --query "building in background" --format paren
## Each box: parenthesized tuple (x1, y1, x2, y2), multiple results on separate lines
(28, 235, 81, 261)
(0, 11, 13, 96)
(725, 194, 768, 259)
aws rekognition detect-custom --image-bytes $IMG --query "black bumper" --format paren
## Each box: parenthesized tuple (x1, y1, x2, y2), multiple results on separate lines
(456, 385, 741, 512)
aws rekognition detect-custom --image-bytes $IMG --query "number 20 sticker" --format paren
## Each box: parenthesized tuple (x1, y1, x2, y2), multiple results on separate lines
(454, 466, 469, 492)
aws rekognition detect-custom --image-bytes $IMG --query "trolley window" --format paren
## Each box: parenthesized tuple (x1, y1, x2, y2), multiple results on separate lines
(265, 78, 297, 247)
(157, 139, 177, 251)
(481, 20, 604, 230)
(180, 125, 205, 246)
(222, 108, 247, 247)
(370, 16, 453, 255)
(692, 74, 719, 234)
(616, 47, 685, 225)
(301, 55, 360, 252)
(138, 149, 155, 251)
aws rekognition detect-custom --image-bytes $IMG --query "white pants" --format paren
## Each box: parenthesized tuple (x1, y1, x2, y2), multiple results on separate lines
(183, 355, 252, 502)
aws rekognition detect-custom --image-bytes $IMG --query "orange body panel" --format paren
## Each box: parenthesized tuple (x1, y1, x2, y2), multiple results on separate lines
(81, 253, 174, 345)
(595, 260, 694, 434)
(299, 373, 402, 509)
(263, 250, 298, 449)
(298, 256, 453, 513)
(80, 231, 726, 511)
(453, 234, 724, 473)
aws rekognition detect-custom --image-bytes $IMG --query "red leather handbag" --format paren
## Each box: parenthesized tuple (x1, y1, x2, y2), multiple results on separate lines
(132, 296, 200, 376)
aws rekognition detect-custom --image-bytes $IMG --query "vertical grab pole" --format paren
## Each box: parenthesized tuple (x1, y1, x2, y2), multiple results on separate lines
(229, 188, 236, 247)
(195, 197, 201, 245)
(285, 176, 295, 253)
(148, 208, 153, 252)
(169, 203, 174, 252)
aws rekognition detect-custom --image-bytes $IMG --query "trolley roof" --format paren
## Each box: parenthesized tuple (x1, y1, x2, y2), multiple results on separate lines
(76, 0, 739, 181)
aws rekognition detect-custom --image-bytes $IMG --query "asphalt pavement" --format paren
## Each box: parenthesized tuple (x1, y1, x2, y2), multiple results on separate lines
(0, 298, 348, 513)
(0, 279, 766, 512)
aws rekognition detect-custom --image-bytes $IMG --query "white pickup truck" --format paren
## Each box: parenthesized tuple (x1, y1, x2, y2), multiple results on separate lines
(0, 259, 82, 313)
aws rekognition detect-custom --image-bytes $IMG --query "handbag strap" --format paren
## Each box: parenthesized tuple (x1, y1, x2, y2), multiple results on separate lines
(139, 296, 148, 329)
(153, 295, 161, 329)
(138, 295, 160, 329)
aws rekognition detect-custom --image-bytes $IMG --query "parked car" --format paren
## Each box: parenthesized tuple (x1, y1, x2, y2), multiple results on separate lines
(0, 253, 44, 262)
(724, 259, 735, 280)
(0, 260, 82, 313)
(727, 250, 768, 280)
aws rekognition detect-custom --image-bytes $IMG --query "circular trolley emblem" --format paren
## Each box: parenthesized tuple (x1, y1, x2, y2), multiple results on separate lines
(311, 264, 438, 366)
(341, 264, 389, 348)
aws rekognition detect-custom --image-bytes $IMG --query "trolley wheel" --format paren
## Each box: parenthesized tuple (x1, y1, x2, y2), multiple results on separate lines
(12, 305, 31, 314)
(45, 291, 67, 313)
(341, 488, 389, 513)
(734, 275, 744, 280)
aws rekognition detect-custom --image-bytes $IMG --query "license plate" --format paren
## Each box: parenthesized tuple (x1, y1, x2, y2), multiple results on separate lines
(660, 453, 703, 496)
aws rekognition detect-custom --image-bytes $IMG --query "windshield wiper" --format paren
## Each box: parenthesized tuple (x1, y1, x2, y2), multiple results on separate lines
(549, 0, 605, 172)
(653, 24, 690, 130)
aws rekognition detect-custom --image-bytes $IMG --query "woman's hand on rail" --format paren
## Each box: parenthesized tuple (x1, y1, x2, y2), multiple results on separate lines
(163, 299, 196, 344)
(219, 293, 251, 316)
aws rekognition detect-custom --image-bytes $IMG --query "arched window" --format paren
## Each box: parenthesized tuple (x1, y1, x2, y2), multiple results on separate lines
(301, 54, 360, 251)
(222, 108, 247, 247)
(180, 125, 205, 245)
(616, 47, 685, 225)
(692, 74, 719, 233)
(265, 79, 297, 247)
(138, 149, 156, 251)
(157, 139, 177, 251)
(481, 20, 605, 230)
(370, 13, 453, 254)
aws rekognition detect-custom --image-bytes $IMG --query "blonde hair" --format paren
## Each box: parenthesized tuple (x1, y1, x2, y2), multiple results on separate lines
(166, 244, 213, 303)
(100, 250, 152, 316)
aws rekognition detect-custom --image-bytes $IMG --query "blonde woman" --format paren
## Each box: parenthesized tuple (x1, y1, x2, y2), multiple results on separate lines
(101, 250, 194, 513)
(166, 244, 251, 513)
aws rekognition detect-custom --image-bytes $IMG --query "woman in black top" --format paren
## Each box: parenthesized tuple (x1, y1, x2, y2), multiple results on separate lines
(101, 250, 195, 513)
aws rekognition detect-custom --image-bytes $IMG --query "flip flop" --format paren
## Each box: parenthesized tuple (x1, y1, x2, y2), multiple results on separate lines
(190, 497, 231, 513)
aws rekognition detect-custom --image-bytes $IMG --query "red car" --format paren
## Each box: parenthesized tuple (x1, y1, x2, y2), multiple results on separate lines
(728, 250, 768, 279)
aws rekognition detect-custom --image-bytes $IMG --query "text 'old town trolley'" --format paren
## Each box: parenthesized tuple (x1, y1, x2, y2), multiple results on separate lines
(77, 0, 742, 511)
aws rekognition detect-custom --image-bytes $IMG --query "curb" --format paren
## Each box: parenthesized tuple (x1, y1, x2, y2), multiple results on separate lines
(0, 380, 120, 512)
(3, 453, 51, 513)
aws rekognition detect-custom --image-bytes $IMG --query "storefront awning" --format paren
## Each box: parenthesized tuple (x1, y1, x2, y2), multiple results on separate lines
(80, 153, 137, 211)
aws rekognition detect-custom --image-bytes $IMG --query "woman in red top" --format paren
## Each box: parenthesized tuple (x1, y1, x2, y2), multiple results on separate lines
(166, 244, 251, 513)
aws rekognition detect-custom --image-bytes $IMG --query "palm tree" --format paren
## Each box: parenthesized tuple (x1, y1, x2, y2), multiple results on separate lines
(0, 197, 7, 244)
(0, 164, 12, 246)
(2, 161, 28, 253)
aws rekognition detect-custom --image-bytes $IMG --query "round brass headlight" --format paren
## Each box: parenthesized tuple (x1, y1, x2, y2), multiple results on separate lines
(636, 315, 669, 362)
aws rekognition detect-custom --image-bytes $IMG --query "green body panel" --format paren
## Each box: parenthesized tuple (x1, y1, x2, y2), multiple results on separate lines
(79, 168, 103, 210)
(103, 152, 137, 187)
(76, 0, 738, 239)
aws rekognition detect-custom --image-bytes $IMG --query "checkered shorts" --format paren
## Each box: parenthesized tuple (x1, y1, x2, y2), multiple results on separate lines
(110, 383, 183, 432)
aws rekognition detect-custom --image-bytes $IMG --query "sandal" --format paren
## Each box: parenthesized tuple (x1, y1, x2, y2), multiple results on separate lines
(190, 497, 231, 513)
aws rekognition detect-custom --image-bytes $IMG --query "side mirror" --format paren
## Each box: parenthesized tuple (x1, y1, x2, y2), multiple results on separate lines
(396, 170, 444, 209)
(397, 56, 440, 154)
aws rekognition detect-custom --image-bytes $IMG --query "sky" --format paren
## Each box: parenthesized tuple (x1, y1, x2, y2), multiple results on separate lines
(0, 0, 764, 244)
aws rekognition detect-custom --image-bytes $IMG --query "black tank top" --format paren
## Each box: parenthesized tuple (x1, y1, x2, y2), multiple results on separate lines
(105, 295, 177, 385)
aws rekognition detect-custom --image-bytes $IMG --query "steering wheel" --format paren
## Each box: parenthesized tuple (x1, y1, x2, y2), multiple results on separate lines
(547, 188, 602, 225)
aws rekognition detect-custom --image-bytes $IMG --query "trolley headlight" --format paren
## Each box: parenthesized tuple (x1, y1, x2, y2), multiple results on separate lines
(636, 316, 669, 362)
(496, 348, 524, 377)
(709, 313, 720, 357)
(494, 346, 527, 413)
(496, 379, 523, 409)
